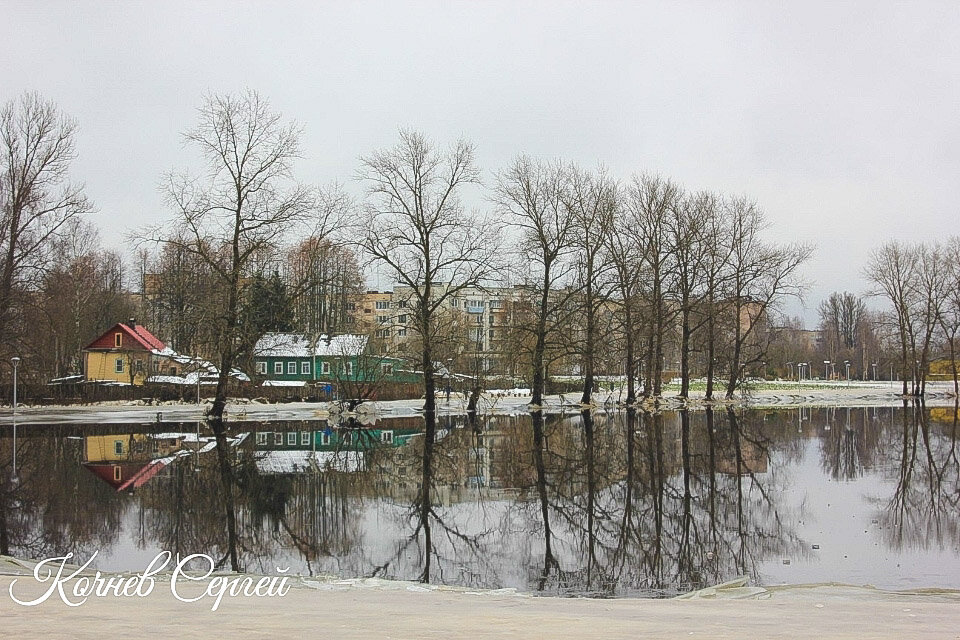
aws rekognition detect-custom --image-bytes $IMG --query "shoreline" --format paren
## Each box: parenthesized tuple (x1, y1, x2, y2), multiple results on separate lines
(1, 557, 957, 638)
(0, 383, 956, 425)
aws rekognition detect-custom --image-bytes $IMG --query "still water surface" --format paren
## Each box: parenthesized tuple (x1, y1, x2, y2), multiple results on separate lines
(1, 405, 957, 597)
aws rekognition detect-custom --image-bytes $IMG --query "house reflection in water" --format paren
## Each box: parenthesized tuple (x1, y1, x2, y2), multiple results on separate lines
(250, 417, 423, 476)
(82, 433, 206, 492)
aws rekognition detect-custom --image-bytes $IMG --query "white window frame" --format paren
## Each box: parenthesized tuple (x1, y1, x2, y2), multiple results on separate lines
(274, 362, 283, 375)
(287, 361, 296, 375)
(380, 430, 394, 444)
(274, 432, 283, 445)
(301, 361, 310, 375)
(287, 432, 297, 445)
(321, 361, 330, 375)
(115, 358, 124, 373)
(320, 432, 331, 445)
(256, 361, 267, 374)
(256, 432, 267, 445)
(301, 431, 310, 445)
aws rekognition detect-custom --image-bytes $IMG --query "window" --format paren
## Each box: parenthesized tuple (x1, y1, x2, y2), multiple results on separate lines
(490, 299, 502, 309)
(113, 466, 122, 482)
(114, 440, 124, 455)
(381, 431, 394, 444)
(489, 329, 495, 340)
(376, 315, 389, 323)
(342, 432, 352, 445)
(301, 362, 310, 375)
(364, 308, 371, 314)
(347, 303, 356, 311)
(287, 362, 296, 374)
(382, 363, 393, 376)
(274, 432, 283, 445)
(397, 328, 407, 337)
(274, 362, 283, 375)
(320, 432, 331, 445)
(115, 333, 122, 347)
(115, 358, 124, 373)
(451, 298, 460, 307)
(256, 432, 267, 445)
(376, 329, 391, 338)
(397, 314, 407, 323)
(376, 300, 390, 309)
(135, 360, 143, 373)
(321, 362, 330, 375)
(397, 300, 407, 308)
(287, 432, 296, 445)
(301, 431, 310, 445)
(256, 361, 267, 374)
(345, 362, 353, 376)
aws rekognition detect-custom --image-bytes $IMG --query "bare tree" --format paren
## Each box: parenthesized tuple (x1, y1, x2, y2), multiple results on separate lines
(722, 197, 811, 399)
(151, 90, 340, 422)
(0, 92, 92, 361)
(358, 129, 498, 581)
(624, 174, 682, 399)
(667, 191, 713, 399)
(864, 241, 920, 395)
(566, 165, 617, 405)
(494, 156, 578, 407)
(939, 237, 960, 396)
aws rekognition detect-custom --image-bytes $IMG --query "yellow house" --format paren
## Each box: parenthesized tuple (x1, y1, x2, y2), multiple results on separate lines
(82, 320, 169, 385)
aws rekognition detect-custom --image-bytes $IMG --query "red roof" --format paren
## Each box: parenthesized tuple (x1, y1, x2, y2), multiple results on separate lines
(83, 322, 166, 352)
(83, 462, 150, 490)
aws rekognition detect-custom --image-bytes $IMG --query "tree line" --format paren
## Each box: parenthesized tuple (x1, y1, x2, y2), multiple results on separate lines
(6, 89, 957, 412)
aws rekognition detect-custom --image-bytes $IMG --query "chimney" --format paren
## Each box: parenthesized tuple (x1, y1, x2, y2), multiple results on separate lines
(128, 317, 137, 328)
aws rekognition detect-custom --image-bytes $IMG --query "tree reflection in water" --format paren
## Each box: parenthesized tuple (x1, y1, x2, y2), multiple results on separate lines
(0, 404, 958, 595)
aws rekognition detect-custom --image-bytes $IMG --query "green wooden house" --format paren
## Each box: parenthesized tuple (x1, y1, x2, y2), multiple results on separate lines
(252, 333, 420, 386)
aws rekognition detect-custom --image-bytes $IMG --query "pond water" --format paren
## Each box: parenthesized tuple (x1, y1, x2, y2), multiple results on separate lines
(1, 404, 957, 597)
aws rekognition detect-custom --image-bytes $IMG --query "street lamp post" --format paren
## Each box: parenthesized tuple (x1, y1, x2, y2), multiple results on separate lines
(872, 362, 877, 382)
(786, 362, 794, 382)
(844, 360, 850, 387)
(824, 360, 830, 381)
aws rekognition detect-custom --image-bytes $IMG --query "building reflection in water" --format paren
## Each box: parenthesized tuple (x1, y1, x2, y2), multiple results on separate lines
(0, 403, 957, 596)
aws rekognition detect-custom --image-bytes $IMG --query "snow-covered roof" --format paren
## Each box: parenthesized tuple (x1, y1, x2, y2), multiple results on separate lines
(262, 380, 306, 387)
(254, 333, 368, 358)
(253, 450, 364, 474)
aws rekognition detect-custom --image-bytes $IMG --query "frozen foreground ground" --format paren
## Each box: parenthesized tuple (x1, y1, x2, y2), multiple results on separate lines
(1, 381, 957, 425)
(0, 557, 957, 639)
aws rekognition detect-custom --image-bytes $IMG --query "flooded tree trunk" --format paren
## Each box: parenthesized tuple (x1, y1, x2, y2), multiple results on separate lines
(582, 409, 596, 588)
(213, 429, 240, 572)
(705, 308, 716, 401)
(532, 410, 557, 589)
(679, 305, 692, 399)
(678, 410, 693, 586)
(624, 305, 636, 405)
(419, 325, 436, 583)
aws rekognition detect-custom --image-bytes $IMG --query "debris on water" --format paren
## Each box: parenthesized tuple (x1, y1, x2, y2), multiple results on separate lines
(812, 544, 820, 550)
(782, 559, 791, 565)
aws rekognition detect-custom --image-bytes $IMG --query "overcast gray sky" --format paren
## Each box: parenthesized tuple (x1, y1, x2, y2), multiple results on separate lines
(3, 0, 959, 325)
